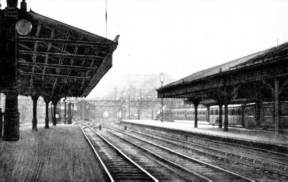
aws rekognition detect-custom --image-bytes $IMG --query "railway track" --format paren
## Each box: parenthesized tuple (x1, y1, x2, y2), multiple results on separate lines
(103, 127, 255, 182)
(115, 123, 288, 172)
(130, 124, 288, 158)
(98, 130, 211, 182)
(80, 125, 158, 182)
(105, 124, 288, 181)
(128, 128, 288, 179)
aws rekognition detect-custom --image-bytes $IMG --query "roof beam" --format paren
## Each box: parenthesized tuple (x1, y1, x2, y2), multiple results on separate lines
(81, 47, 91, 66)
(19, 50, 104, 60)
(19, 37, 113, 47)
(19, 43, 33, 51)
(18, 61, 98, 70)
(42, 28, 55, 81)
(61, 35, 83, 94)
(19, 71, 91, 80)
(54, 32, 70, 95)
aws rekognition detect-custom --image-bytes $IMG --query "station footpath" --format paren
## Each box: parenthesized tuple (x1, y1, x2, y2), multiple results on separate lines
(121, 120, 288, 148)
(0, 124, 106, 182)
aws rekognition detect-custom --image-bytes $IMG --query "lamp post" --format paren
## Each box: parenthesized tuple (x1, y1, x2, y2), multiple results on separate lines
(160, 73, 164, 122)
(121, 99, 125, 120)
(138, 96, 143, 120)
(127, 86, 131, 120)
(64, 96, 67, 124)
(128, 91, 130, 120)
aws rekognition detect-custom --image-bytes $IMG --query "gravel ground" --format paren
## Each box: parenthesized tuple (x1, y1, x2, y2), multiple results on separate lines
(0, 124, 106, 182)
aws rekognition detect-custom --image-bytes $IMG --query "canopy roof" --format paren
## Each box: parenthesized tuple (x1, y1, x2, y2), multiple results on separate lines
(158, 42, 288, 101)
(17, 10, 119, 99)
(163, 50, 269, 89)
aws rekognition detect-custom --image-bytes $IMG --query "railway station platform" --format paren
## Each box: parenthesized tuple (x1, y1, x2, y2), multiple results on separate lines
(0, 124, 106, 181)
(121, 119, 288, 149)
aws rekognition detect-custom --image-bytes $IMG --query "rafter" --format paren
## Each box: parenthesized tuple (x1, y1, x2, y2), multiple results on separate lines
(29, 22, 42, 93)
(48, 44, 72, 54)
(60, 35, 83, 94)
(19, 37, 113, 47)
(42, 28, 55, 81)
(81, 47, 91, 66)
(19, 50, 103, 60)
(19, 43, 33, 51)
(54, 32, 70, 95)
(80, 79, 86, 94)
(19, 71, 91, 80)
(18, 61, 98, 70)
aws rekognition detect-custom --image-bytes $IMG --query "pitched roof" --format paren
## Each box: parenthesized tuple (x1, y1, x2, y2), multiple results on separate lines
(163, 42, 288, 89)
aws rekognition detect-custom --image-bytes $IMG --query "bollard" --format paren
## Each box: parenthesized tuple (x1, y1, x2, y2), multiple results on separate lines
(124, 126, 127, 131)
(99, 125, 101, 130)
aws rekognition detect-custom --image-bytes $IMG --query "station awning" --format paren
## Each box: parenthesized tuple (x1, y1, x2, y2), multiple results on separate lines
(1, 9, 119, 99)
(158, 42, 288, 102)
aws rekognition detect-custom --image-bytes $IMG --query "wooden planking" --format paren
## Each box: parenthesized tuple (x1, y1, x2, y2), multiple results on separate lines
(0, 125, 107, 182)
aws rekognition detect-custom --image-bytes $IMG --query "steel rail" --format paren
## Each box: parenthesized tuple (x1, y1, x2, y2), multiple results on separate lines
(131, 128, 288, 177)
(87, 126, 159, 182)
(104, 124, 288, 179)
(107, 129, 255, 182)
(80, 126, 114, 182)
(106, 130, 212, 182)
(134, 125, 288, 158)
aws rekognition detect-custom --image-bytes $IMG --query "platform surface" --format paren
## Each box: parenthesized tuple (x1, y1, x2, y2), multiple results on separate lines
(0, 124, 106, 181)
(122, 120, 288, 147)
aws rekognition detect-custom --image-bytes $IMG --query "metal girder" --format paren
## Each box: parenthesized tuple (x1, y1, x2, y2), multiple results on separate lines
(18, 61, 98, 70)
(19, 37, 113, 47)
(19, 50, 104, 60)
(19, 71, 91, 80)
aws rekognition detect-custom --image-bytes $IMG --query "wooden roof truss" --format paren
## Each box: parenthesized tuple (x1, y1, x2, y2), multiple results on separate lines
(17, 11, 119, 100)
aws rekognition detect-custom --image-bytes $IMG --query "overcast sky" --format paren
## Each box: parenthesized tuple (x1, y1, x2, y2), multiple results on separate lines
(2, 0, 288, 98)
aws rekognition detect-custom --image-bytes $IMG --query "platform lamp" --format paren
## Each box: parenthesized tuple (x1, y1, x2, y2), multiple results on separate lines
(128, 87, 131, 120)
(160, 73, 164, 122)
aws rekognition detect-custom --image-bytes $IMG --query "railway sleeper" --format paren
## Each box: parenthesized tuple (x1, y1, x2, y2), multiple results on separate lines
(130, 129, 288, 177)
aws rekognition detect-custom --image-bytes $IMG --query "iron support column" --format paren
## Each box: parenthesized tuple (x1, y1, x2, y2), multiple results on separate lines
(2, 1, 20, 141)
(52, 100, 58, 126)
(3, 89, 19, 141)
(224, 103, 229, 131)
(241, 104, 246, 128)
(43, 98, 50, 129)
(64, 99, 66, 124)
(274, 78, 280, 135)
(218, 104, 223, 128)
(68, 102, 72, 124)
(31, 95, 39, 131)
(0, 108, 3, 138)
(193, 99, 200, 128)
(206, 105, 210, 123)
(161, 97, 163, 122)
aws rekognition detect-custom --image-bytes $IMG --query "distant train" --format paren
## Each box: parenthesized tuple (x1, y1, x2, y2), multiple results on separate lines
(158, 102, 288, 130)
